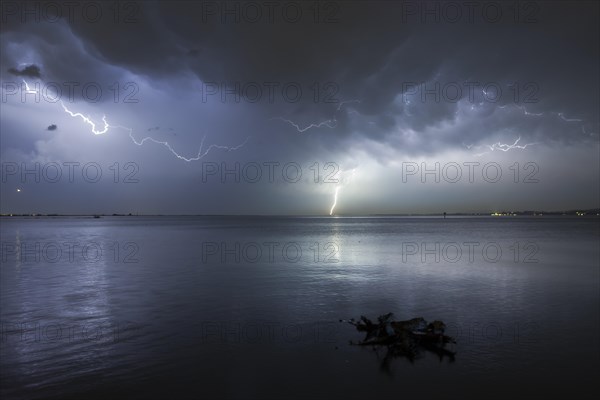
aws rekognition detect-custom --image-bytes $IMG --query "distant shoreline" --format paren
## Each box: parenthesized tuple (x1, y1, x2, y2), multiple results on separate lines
(1, 209, 599, 218)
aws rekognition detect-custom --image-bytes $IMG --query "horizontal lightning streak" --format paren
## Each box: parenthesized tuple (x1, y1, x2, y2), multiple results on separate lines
(58, 101, 248, 160)
(558, 113, 583, 122)
(21, 79, 250, 161)
(467, 137, 538, 157)
(484, 137, 537, 152)
(272, 99, 361, 133)
(270, 117, 337, 132)
(113, 124, 250, 162)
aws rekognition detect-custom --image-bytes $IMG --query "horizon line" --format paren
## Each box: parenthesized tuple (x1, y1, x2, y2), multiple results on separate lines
(1, 209, 599, 218)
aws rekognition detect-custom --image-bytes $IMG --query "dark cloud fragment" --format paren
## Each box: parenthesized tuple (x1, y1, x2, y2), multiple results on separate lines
(8, 64, 41, 78)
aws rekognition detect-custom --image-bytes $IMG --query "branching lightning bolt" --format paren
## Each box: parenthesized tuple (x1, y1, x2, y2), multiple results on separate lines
(121, 127, 250, 162)
(466, 137, 538, 157)
(22, 80, 249, 161)
(484, 137, 538, 152)
(270, 117, 337, 133)
(60, 101, 110, 135)
(272, 100, 361, 133)
(466, 96, 595, 155)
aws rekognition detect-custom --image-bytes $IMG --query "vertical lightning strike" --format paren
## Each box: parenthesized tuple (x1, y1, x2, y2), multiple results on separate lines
(329, 186, 340, 216)
(329, 168, 356, 216)
(267, 97, 362, 215)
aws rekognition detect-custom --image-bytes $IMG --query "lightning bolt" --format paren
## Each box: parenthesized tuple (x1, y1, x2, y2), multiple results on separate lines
(499, 103, 587, 125)
(465, 99, 594, 155)
(21, 80, 249, 161)
(329, 186, 340, 216)
(122, 126, 250, 162)
(60, 101, 110, 135)
(513, 105, 544, 117)
(483, 137, 538, 152)
(22, 79, 38, 94)
(270, 117, 337, 132)
(329, 168, 356, 216)
(466, 137, 538, 157)
(272, 100, 361, 133)
(558, 113, 583, 122)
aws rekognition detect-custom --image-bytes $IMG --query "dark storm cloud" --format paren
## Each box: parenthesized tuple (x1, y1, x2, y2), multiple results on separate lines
(2, 2, 598, 153)
(1, 21, 133, 103)
(0, 1, 598, 214)
(8, 63, 41, 78)
(32, 0, 593, 156)
(47, 124, 57, 131)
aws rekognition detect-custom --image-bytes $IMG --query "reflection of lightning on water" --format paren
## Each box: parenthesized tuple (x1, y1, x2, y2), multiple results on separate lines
(329, 168, 356, 216)
(22, 80, 249, 161)
(272, 100, 361, 133)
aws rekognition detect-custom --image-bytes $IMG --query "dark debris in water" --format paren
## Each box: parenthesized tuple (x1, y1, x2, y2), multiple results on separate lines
(340, 313, 456, 371)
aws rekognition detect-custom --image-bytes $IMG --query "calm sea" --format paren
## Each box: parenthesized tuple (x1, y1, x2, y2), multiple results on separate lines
(1, 216, 599, 399)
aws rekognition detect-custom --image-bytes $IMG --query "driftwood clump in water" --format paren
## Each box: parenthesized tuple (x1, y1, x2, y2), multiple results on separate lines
(340, 313, 456, 366)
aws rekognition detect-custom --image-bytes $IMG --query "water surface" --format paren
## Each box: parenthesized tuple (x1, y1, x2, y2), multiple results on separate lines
(1, 216, 598, 399)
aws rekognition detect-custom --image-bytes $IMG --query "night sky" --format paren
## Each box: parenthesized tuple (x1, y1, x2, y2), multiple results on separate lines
(1, 1, 598, 215)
